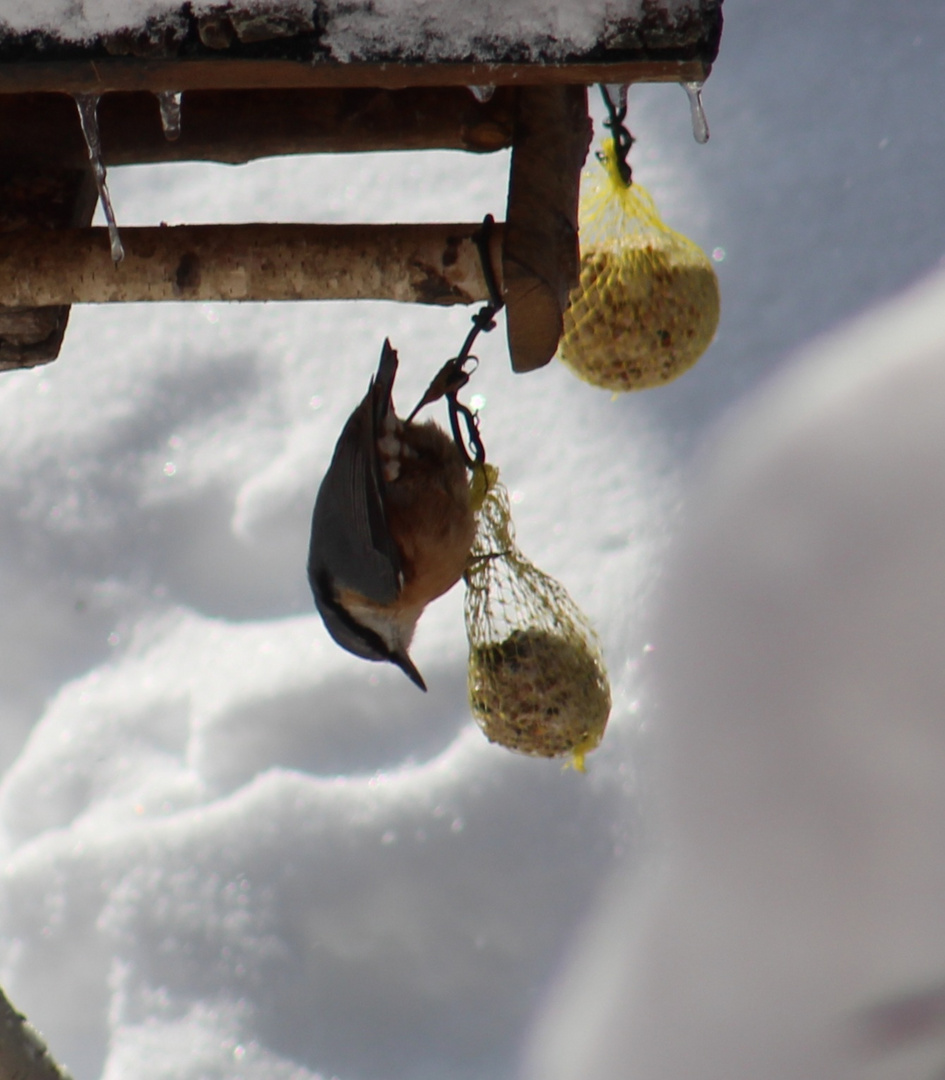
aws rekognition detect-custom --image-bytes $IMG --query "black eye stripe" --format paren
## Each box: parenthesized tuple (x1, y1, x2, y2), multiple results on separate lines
(314, 569, 394, 661)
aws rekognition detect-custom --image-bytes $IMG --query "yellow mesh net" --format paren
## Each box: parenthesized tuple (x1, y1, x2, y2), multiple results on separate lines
(463, 466, 611, 771)
(559, 138, 720, 392)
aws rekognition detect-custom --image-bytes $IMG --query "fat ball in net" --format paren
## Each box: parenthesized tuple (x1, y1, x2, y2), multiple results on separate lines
(559, 138, 720, 392)
(463, 467, 611, 770)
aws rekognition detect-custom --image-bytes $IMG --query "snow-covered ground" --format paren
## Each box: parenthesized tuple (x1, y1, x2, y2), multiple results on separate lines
(1, 2, 944, 1079)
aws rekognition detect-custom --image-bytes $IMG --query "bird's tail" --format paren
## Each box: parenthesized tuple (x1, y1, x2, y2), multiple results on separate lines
(372, 339, 399, 429)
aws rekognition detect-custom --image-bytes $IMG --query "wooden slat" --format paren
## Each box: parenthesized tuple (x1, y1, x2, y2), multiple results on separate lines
(0, 58, 710, 96)
(0, 222, 505, 306)
(502, 85, 590, 373)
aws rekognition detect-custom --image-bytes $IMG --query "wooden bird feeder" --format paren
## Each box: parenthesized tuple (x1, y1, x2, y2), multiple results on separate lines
(0, 0, 723, 373)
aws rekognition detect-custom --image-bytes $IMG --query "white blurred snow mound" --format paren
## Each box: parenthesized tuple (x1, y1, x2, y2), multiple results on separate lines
(524, 266, 945, 1080)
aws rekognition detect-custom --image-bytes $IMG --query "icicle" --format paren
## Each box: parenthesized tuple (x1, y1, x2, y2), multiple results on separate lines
(602, 83, 629, 116)
(467, 85, 495, 103)
(74, 93, 125, 264)
(156, 91, 183, 141)
(681, 81, 709, 144)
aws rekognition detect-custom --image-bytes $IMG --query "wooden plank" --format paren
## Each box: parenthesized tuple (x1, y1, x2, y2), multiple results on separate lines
(0, 58, 710, 96)
(502, 85, 591, 373)
(0, 87, 515, 170)
(0, 222, 505, 306)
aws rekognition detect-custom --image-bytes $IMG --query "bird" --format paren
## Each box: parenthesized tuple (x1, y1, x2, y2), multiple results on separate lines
(308, 339, 476, 691)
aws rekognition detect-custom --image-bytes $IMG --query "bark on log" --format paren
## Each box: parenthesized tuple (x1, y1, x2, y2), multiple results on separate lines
(0, 982, 70, 1080)
(0, 222, 505, 306)
(0, 87, 515, 172)
(502, 85, 591, 372)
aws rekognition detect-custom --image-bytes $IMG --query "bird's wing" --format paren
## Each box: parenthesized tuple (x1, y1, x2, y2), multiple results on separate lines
(307, 342, 402, 605)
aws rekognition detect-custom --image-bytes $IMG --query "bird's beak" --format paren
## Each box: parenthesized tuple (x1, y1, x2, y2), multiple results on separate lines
(391, 648, 427, 692)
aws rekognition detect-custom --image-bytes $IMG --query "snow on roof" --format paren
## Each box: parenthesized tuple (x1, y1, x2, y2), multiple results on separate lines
(0, 0, 721, 62)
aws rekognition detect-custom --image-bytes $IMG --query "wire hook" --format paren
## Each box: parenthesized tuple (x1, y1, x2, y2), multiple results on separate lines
(408, 215, 502, 468)
(598, 84, 634, 186)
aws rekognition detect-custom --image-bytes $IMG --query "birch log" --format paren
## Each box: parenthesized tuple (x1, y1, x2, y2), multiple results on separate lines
(0, 222, 505, 306)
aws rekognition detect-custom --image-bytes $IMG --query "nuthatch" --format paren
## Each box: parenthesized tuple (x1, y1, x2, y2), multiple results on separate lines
(308, 340, 476, 691)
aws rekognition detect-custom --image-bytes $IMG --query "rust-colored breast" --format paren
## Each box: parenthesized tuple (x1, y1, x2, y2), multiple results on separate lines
(384, 419, 475, 611)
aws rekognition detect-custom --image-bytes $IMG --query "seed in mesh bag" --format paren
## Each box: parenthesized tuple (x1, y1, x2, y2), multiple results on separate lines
(469, 627, 611, 766)
(560, 240, 720, 392)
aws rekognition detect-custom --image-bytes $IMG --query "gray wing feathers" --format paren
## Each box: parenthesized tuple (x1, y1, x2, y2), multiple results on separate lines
(372, 339, 399, 428)
(308, 342, 402, 605)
